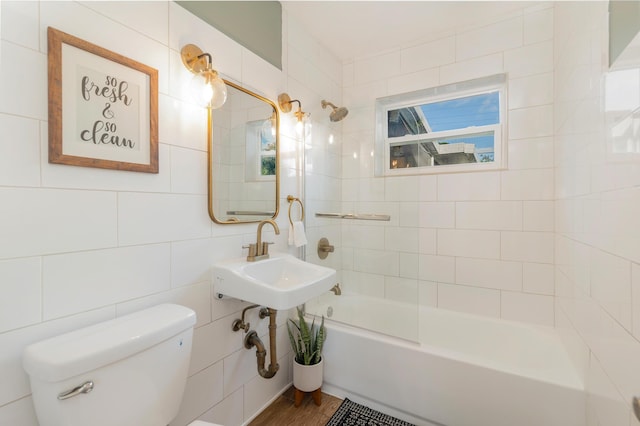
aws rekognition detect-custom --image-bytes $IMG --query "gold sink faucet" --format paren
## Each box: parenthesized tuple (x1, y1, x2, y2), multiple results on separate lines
(246, 219, 280, 262)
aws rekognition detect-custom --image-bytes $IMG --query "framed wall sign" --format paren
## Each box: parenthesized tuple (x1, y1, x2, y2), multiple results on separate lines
(47, 27, 159, 173)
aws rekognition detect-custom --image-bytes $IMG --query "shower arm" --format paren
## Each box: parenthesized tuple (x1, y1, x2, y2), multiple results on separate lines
(321, 100, 338, 110)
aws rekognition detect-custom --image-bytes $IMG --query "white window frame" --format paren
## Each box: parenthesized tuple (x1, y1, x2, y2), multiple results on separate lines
(374, 74, 508, 176)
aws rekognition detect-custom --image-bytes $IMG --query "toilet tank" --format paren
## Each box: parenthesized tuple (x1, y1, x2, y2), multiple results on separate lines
(23, 304, 197, 426)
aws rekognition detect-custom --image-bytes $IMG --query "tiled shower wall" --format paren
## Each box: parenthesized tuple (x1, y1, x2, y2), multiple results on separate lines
(339, 3, 556, 327)
(0, 2, 341, 425)
(554, 2, 640, 425)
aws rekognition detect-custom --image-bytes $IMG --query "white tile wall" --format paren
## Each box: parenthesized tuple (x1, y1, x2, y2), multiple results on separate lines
(455, 257, 522, 291)
(0, 396, 39, 426)
(401, 36, 455, 73)
(508, 105, 554, 140)
(1, 1, 39, 49)
(197, 388, 244, 426)
(437, 229, 501, 260)
(455, 16, 523, 61)
(385, 276, 418, 303)
(0, 40, 47, 120)
(418, 254, 455, 283)
(170, 147, 208, 194)
(388, 67, 440, 96)
(501, 168, 555, 200)
(501, 291, 554, 326)
(455, 201, 523, 230)
(42, 244, 172, 320)
(437, 171, 501, 201)
(437, 283, 500, 318)
(171, 362, 224, 426)
(439, 52, 504, 86)
(523, 6, 554, 45)
(419, 202, 455, 228)
(505, 41, 554, 78)
(523, 200, 555, 231)
(5, 2, 640, 425)
(523, 262, 555, 295)
(117, 192, 211, 245)
(353, 50, 401, 84)
(0, 188, 118, 259)
(554, 1, 640, 424)
(0, 1, 332, 423)
(0, 115, 41, 187)
(508, 136, 555, 170)
(0, 258, 41, 333)
(501, 231, 554, 263)
(331, 4, 561, 334)
(509, 73, 554, 109)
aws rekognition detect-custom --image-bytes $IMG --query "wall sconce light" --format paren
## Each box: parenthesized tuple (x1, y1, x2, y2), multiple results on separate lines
(278, 93, 308, 133)
(181, 44, 227, 109)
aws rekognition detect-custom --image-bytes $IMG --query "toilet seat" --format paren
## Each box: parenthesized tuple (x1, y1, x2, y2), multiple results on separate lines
(188, 421, 223, 426)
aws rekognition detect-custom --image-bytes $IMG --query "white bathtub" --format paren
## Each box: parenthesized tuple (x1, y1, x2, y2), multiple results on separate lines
(310, 294, 585, 426)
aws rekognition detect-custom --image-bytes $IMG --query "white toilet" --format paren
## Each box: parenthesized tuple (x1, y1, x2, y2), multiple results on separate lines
(22, 304, 222, 426)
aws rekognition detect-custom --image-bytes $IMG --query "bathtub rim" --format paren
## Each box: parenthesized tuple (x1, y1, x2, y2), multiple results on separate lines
(309, 301, 585, 392)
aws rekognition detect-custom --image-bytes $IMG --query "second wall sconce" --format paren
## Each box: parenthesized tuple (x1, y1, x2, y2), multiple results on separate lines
(181, 44, 227, 109)
(278, 93, 307, 133)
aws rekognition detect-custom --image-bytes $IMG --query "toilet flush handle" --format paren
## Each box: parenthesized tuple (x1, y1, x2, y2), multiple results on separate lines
(57, 380, 94, 400)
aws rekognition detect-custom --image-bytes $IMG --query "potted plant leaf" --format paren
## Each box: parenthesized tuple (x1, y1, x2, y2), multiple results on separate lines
(287, 307, 326, 407)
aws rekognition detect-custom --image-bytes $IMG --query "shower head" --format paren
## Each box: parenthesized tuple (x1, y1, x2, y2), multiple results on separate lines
(321, 100, 349, 122)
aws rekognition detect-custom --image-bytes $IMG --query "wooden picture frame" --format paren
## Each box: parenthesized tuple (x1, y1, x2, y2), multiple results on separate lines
(47, 27, 158, 173)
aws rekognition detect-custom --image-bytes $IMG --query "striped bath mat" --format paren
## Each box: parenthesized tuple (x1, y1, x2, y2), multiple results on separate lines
(325, 398, 416, 426)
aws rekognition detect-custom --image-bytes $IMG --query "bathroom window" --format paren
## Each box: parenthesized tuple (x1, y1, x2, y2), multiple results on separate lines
(374, 74, 507, 175)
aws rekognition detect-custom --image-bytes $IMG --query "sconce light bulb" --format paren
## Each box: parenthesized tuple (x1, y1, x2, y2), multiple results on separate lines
(261, 115, 277, 140)
(304, 119, 312, 138)
(190, 68, 227, 109)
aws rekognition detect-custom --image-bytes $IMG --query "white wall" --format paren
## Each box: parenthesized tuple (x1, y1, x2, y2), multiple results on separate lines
(282, 5, 344, 274)
(337, 3, 556, 328)
(554, 2, 640, 425)
(0, 2, 341, 425)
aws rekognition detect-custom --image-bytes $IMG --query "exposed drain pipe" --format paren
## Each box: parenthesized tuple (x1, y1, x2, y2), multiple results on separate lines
(243, 308, 279, 378)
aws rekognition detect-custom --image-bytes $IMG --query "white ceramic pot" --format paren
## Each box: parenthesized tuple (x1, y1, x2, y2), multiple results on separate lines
(293, 358, 324, 392)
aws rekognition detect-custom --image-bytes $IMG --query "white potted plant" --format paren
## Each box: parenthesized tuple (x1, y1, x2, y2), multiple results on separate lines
(287, 307, 326, 407)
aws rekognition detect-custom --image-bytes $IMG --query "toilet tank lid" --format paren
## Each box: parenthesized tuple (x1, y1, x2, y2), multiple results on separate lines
(23, 304, 196, 382)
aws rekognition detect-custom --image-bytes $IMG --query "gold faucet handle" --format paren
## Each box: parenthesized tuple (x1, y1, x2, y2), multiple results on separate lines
(243, 244, 258, 257)
(261, 242, 274, 256)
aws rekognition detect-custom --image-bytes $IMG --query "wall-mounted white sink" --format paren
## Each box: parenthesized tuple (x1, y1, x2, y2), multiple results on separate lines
(212, 253, 337, 310)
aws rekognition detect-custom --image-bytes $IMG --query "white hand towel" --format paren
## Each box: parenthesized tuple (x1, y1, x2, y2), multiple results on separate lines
(291, 221, 308, 247)
(288, 223, 295, 246)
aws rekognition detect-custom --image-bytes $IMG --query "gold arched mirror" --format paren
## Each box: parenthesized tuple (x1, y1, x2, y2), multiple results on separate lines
(208, 80, 279, 223)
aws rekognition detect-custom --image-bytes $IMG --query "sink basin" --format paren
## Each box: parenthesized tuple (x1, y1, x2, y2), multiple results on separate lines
(212, 253, 337, 310)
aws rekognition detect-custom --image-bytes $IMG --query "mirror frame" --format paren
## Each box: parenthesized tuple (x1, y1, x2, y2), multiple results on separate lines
(208, 79, 280, 224)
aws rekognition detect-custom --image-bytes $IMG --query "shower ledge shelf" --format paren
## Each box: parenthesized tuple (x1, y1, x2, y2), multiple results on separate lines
(315, 212, 391, 221)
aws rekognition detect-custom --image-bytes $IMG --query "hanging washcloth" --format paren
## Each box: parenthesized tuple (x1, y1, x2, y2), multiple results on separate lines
(288, 220, 308, 247)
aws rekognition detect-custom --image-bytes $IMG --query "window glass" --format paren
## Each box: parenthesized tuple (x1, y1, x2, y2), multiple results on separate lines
(375, 74, 506, 175)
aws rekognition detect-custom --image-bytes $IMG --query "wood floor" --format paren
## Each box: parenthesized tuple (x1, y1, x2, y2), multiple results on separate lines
(248, 387, 343, 426)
